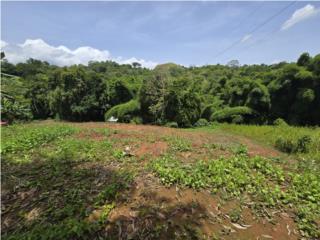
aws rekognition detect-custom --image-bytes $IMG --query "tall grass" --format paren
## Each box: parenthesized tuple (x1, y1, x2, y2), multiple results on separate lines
(218, 124, 320, 163)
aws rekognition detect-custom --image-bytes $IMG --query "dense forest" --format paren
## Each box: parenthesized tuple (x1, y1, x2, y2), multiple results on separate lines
(1, 52, 320, 126)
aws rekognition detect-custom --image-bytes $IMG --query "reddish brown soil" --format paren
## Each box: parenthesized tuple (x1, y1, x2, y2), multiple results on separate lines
(134, 142, 168, 158)
(37, 121, 284, 159)
(76, 131, 105, 141)
(104, 173, 298, 240)
(78, 123, 296, 239)
(103, 123, 283, 159)
(24, 121, 297, 239)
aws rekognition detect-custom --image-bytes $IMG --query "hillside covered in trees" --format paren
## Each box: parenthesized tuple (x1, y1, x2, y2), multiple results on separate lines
(1, 52, 320, 126)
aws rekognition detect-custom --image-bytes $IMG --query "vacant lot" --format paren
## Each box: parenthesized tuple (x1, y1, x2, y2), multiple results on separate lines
(1, 121, 319, 240)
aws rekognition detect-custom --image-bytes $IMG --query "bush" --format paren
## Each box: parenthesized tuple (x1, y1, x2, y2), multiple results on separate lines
(231, 115, 244, 124)
(273, 118, 288, 126)
(120, 115, 131, 123)
(275, 137, 296, 153)
(165, 122, 178, 128)
(201, 101, 222, 121)
(275, 135, 312, 153)
(1, 97, 32, 124)
(194, 118, 209, 127)
(233, 144, 248, 155)
(297, 135, 312, 153)
(104, 99, 140, 123)
(201, 105, 215, 120)
(164, 88, 201, 127)
(210, 106, 254, 123)
(130, 116, 143, 124)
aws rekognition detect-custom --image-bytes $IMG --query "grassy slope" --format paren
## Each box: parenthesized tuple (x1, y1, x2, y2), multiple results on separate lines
(217, 124, 320, 167)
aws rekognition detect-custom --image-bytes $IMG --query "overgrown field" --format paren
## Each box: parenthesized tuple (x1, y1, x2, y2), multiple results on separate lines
(1, 121, 319, 240)
(218, 124, 320, 168)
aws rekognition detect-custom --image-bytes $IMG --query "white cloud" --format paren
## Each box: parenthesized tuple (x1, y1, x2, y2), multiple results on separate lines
(281, 4, 319, 30)
(1, 40, 8, 49)
(115, 57, 158, 69)
(241, 34, 252, 43)
(1, 38, 157, 69)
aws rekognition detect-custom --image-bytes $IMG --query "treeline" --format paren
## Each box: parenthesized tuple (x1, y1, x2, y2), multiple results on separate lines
(1, 52, 320, 126)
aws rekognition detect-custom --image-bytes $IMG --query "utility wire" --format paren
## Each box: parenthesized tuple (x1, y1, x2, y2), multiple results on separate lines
(241, 27, 280, 52)
(240, 1, 298, 56)
(212, 1, 296, 61)
(229, 1, 265, 34)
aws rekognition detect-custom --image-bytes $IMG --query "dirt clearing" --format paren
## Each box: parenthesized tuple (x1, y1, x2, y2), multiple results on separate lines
(2, 121, 310, 239)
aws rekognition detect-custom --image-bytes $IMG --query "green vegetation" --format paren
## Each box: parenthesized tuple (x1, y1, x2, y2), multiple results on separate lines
(151, 154, 320, 238)
(193, 118, 209, 127)
(104, 98, 140, 122)
(1, 74, 32, 123)
(217, 123, 320, 165)
(1, 124, 133, 240)
(210, 106, 254, 123)
(1, 50, 320, 239)
(275, 135, 312, 154)
(273, 117, 288, 126)
(1, 52, 320, 126)
(1, 124, 75, 154)
(1, 121, 320, 239)
(168, 136, 192, 152)
(165, 121, 178, 128)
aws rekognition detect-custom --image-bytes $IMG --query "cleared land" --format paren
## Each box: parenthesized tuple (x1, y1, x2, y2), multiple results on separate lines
(1, 121, 319, 240)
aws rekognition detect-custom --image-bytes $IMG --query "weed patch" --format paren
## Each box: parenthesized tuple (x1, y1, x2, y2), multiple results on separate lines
(275, 135, 312, 153)
(1, 125, 75, 154)
(167, 137, 191, 152)
(150, 155, 320, 238)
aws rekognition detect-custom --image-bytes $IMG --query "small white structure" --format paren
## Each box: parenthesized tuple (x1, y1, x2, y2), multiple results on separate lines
(107, 116, 118, 122)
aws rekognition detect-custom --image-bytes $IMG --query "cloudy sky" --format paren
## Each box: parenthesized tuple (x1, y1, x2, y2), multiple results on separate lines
(1, 1, 320, 68)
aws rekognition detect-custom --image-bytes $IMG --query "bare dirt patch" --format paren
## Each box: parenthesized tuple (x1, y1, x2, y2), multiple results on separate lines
(105, 173, 299, 240)
(66, 122, 284, 159)
(76, 131, 105, 141)
(134, 142, 168, 158)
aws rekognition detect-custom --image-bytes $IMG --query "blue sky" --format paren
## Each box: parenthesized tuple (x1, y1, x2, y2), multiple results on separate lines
(1, 1, 320, 67)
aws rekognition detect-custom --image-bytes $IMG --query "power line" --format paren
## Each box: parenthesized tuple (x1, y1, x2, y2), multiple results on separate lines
(230, 1, 265, 34)
(212, 1, 296, 61)
(240, 26, 280, 53)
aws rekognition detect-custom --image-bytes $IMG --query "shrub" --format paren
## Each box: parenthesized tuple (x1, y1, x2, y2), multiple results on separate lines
(1, 97, 32, 124)
(201, 104, 215, 120)
(210, 106, 254, 123)
(231, 115, 244, 124)
(194, 118, 209, 127)
(120, 115, 131, 123)
(104, 99, 140, 122)
(296, 135, 312, 153)
(275, 135, 312, 153)
(130, 116, 143, 124)
(275, 137, 296, 153)
(273, 118, 288, 126)
(201, 99, 222, 121)
(233, 144, 248, 155)
(165, 122, 178, 128)
(164, 88, 201, 127)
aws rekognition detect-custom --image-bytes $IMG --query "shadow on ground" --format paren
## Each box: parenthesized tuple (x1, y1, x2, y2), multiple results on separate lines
(1, 152, 133, 239)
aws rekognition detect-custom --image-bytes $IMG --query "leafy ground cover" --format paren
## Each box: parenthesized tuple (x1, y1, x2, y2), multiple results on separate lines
(216, 123, 320, 171)
(1, 121, 319, 239)
(1, 123, 75, 155)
